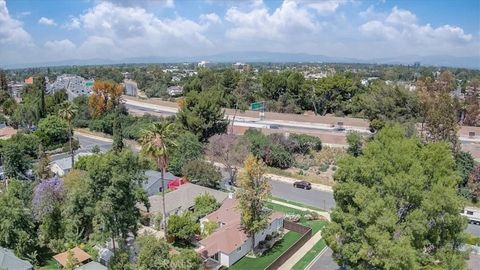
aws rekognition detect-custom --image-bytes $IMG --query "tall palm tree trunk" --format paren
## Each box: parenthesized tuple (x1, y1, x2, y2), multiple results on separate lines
(160, 163, 168, 238)
(70, 127, 74, 168)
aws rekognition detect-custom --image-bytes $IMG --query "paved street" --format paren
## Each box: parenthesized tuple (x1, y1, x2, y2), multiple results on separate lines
(51, 133, 112, 161)
(269, 179, 335, 210)
(308, 248, 344, 270)
(467, 224, 480, 237)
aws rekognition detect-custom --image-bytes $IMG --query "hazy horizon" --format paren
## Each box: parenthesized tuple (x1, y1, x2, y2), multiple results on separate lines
(1, 0, 479, 68)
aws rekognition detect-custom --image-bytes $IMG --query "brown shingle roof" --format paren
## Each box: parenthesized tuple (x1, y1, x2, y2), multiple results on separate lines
(198, 198, 284, 257)
(53, 247, 91, 267)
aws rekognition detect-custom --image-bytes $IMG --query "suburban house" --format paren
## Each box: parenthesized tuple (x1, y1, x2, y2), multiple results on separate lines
(143, 170, 183, 196)
(50, 152, 92, 176)
(196, 197, 284, 268)
(167, 85, 184, 96)
(53, 247, 92, 268)
(139, 183, 228, 217)
(0, 247, 33, 270)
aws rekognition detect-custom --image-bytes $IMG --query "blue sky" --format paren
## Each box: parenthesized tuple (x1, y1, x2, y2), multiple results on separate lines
(1, 0, 479, 66)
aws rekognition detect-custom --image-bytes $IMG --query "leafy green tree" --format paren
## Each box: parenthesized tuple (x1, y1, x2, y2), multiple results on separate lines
(140, 122, 176, 235)
(346, 131, 363, 157)
(202, 220, 219, 237)
(182, 160, 222, 189)
(0, 179, 38, 262)
(34, 144, 52, 180)
(313, 74, 362, 115)
(468, 165, 480, 202)
(193, 193, 220, 219)
(350, 82, 419, 126)
(109, 249, 133, 270)
(237, 154, 271, 252)
(2, 143, 32, 179)
(35, 115, 69, 149)
(112, 114, 124, 153)
(170, 249, 202, 270)
(455, 151, 475, 187)
(323, 125, 467, 269)
(34, 76, 47, 119)
(62, 170, 94, 243)
(136, 234, 171, 270)
(168, 131, 203, 176)
(167, 211, 199, 244)
(79, 151, 149, 251)
(58, 101, 78, 167)
(177, 90, 228, 142)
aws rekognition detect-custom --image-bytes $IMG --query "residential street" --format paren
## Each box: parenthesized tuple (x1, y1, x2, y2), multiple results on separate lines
(269, 179, 335, 211)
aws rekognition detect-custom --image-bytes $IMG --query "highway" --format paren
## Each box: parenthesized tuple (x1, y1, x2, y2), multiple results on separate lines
(122, 97, 480, 158)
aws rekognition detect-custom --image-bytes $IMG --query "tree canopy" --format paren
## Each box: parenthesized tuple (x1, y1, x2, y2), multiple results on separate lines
(324, 125, 467, 269)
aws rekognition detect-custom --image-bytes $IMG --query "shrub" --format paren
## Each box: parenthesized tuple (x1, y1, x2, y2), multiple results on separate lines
(318, 163, 329, 173)
(289, 134, 322, 154)
(264, 242, 271, 249)
(62, 138, 80, 152)
(285, 213, 301, 222)
(153, 213, 162, 230)
(265, 234, 272, 241)
(303, 213, 313, 220)
(266, 144, 293, 169)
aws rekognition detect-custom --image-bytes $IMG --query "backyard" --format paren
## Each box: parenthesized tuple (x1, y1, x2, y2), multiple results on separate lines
(229, 201, 327, 270)
(229, 231, 302, 270)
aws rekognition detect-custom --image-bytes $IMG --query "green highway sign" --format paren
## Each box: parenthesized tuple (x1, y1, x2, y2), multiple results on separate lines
(250, 101, 264, 111)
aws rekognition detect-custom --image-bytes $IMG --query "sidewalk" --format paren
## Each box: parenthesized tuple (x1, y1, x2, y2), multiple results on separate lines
(277, 231, 324, 270)
(270, 199, 330, 221)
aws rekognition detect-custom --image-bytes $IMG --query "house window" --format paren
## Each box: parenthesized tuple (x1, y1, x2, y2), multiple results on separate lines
(211, 252, 219, 261)
(237, 246, 241, 252)
(467, 211, 474, 215)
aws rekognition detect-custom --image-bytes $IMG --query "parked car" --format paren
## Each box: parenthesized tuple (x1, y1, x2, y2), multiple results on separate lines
(293, 181, 311, 190)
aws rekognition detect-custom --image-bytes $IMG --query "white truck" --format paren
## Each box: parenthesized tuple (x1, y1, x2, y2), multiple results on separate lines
(461, 207, 480, 225)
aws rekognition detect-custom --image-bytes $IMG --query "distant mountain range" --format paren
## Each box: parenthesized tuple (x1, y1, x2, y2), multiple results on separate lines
(4, 51, 479, 69)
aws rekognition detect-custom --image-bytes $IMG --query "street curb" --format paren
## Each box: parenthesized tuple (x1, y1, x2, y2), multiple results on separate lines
(305, 246, 329, 270)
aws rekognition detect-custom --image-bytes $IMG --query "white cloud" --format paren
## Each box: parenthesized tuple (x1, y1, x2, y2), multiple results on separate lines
(63, 17, 81, 29)
(38, 17, 57, 26)
(305, 0, 347, 14)
(225, 0, 318, 41)
(385, 6, 416, 25)
(0, 0, 32, 44)
(44, 39, 76, 51)
(200, 13, 221, 25)
(75, 1, 213, 58)
(359, 6, 476, 56)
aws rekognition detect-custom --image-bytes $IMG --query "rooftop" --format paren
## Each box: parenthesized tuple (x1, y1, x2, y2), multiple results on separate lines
(198, 198, 284, 257)
(140, 183, 228, 215)
(53, 247, 91, 267)
(0, 247, 33, 270)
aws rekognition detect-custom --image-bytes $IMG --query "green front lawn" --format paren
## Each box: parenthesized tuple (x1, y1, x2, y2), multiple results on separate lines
(265, 201, 327, 234)
(229, 231, 302, 270)
(291, 239, 327, 270)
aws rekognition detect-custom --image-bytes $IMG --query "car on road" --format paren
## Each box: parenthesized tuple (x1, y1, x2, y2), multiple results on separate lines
(293, 181, 311, 190)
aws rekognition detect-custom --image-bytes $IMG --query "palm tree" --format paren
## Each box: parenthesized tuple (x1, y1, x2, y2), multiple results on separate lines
(58, 101, 78, 168)
(139, 122, 176, 236)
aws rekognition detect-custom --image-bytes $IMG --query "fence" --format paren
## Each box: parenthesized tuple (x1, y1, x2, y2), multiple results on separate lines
(265, 220, 312, 270)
